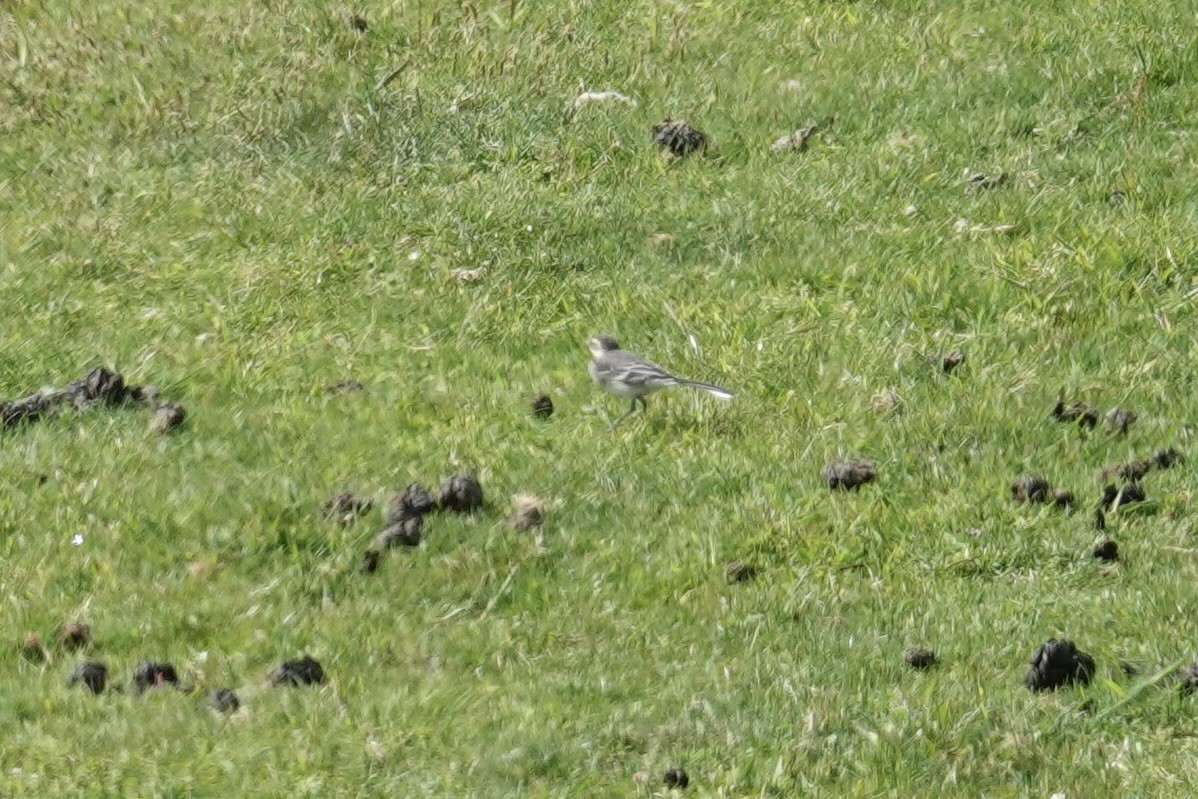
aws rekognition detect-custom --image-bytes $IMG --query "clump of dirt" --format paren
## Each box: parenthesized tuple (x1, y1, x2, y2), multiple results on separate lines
(653, 119, 707, 157)
(725, 561, 757, 583)
(1025, 638, 1095, 692)
(663, 766, 690, 789)
(20, 633, 49, 663)
(1010, 475, 1051, 503)
(210, 687, 241, 713)
(56, 621, 91, 650)
(940, 349, 966, 374)
(385, 483, 435, 524)
(323, 492, 375, 525)
(966, 171, 1006, 192)
(770, 124, 817, 153)
(270, 655, 325, 686)
(439, 474, 484, 513)
(149, 402, 186, 434)
(358, 549, 382, 574)
(1104, 407, 1136, 435)
(1101, 482, 1146, 511)
(1091, 536, 1119, 562)
(509, 494, 544, 531)
(133, 660, 180, 692)
(904, 647, 937, 670)
(69, 661, 108, 694)
(531, 394, 554, 419)
(1179, 661, 1198, 695)
(1052, 399, 1098, 429)
(374, 514, 423, 548)
(344, 12, 367, 32)
(822, 458, 877, 491)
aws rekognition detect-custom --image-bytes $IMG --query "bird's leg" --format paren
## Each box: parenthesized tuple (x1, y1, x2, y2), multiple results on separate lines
(609, 398, 641, 430)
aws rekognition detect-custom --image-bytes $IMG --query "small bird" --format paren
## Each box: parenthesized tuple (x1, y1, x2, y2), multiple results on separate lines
(587, 335, 734, 427)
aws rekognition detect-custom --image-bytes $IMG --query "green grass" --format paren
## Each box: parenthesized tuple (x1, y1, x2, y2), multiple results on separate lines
(3, 0, 1198, 795)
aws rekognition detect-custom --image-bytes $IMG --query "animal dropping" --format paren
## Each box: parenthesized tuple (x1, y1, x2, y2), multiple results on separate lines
(133, 660, 180, 692)
(509, 494, 544, 531)
(385, 483, 436, 523)
(374, 514, 423, 548)
(358, 549, 382, 574)
(1052, 399, 1098, 429)
(57, 621, 92, 650)
(1052, 488, 1074, 508)
(322, 491, 374, 525)
(270, 656, 325, 686)
(439, 474, 484, 513)
(326, 379, 366, 394)
(68, 661, 109, 694)
(1025, 638, 1095, 692)
(1010, 474, 1050, 503)
(1104, 407, 1136, 435)
(531, 394, 554, 419)
(1101, 482, 1146, 511)
(725, 561, 758, 583)
(653, 119, 707, 157)
(940, 348, 966, 373)
(1091, 536, 1118, 562)
(1179, 661, 1198, 696)
(20, 633, 48, 663)
(822, 458, 877, 491)
(149, 402, 186, 434)
(904, 647, 937, 670)
(210, 687, 241, 713)
(663, 766, 689, 789)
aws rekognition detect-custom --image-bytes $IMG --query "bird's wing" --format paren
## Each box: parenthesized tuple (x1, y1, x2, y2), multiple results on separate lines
(606, 352, 679, 389)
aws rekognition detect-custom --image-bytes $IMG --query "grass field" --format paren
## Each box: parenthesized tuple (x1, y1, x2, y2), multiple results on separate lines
(3, 0, 1198, 795)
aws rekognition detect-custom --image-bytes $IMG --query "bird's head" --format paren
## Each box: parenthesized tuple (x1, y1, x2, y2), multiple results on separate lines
(588, 335, 620, 357)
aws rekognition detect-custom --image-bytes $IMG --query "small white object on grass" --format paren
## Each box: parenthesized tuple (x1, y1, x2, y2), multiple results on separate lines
(770, 125, 817, 153)
(71, 534, 84, 547)
(955, 217, 1016, 235)
(451, 268, 484, 283)
(573, 90, 637, 109)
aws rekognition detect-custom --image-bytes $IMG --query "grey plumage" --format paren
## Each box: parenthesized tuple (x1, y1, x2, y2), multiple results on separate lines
(587, 335, 733, 427)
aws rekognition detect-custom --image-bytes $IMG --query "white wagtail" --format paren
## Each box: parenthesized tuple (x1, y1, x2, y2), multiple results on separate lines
(587, 335, 734, 427)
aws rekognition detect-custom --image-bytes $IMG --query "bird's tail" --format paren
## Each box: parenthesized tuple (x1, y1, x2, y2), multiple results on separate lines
(677, 379, 734, 401)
